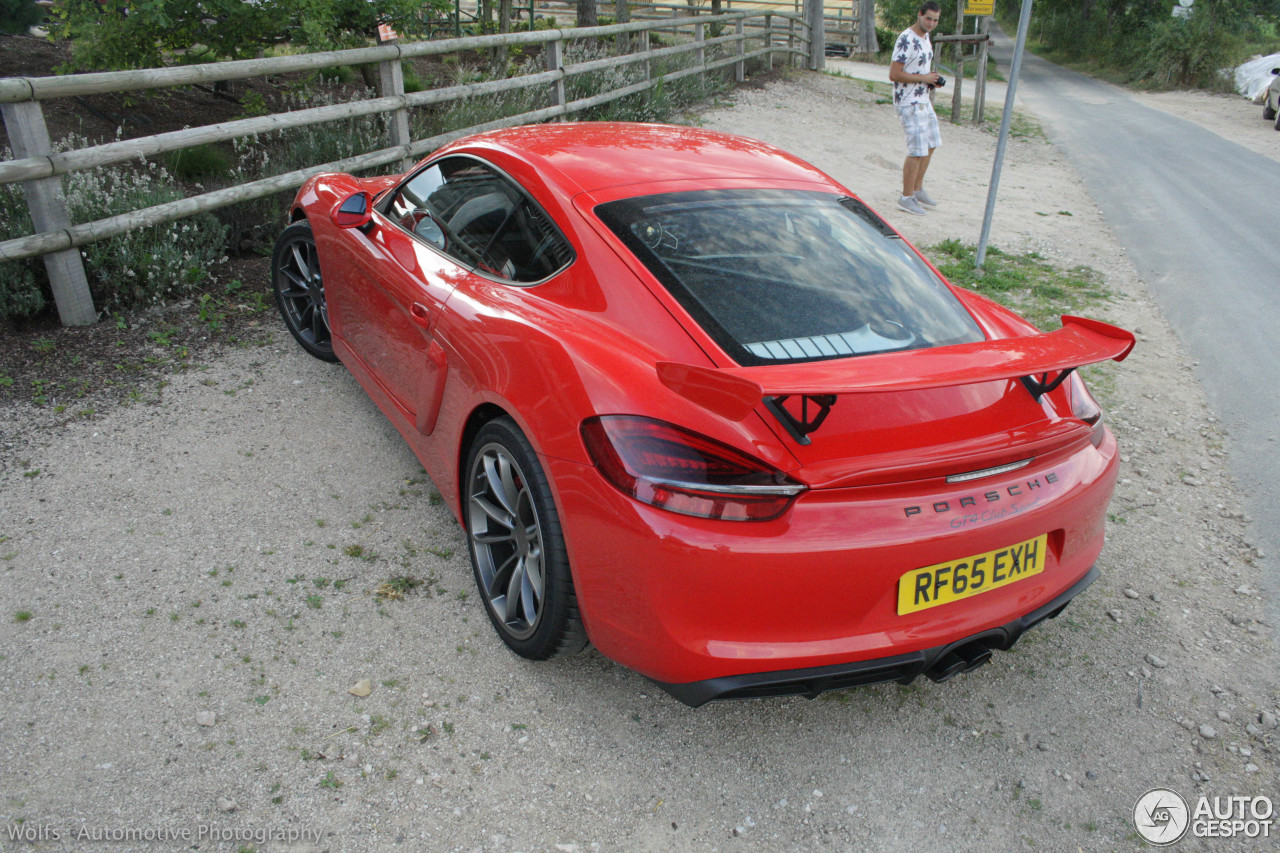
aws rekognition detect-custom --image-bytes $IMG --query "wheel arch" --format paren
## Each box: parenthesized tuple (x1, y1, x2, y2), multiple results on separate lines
(456, 402, 517, 521)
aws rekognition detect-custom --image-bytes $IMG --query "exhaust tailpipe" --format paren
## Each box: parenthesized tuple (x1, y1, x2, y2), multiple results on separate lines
(925, 642, 993, 683)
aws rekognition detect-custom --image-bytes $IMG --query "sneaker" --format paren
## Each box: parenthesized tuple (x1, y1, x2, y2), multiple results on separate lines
(914, 188, 938, 207)
(897, 195, 927, 215)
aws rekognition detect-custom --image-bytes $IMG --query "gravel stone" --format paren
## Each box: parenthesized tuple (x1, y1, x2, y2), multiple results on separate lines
(0, 67, 1276, 853)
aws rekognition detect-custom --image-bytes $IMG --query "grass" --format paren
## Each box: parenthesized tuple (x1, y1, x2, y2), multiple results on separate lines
(375, 575, 422, 601)
(927, 240, 1112, 331)
(932, 99, 1045, 139)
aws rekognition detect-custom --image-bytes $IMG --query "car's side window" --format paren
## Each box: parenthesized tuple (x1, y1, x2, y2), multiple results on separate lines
(383, 157, 573, 284)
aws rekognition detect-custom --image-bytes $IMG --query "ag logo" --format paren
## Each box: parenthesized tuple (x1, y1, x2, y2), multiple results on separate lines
(1134, 788, 1190, 845)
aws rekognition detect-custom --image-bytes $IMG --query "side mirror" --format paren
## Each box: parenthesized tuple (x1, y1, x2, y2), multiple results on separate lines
(330, 191, 373, 229)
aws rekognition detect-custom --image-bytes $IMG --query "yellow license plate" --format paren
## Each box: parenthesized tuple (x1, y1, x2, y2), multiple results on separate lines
(897, 534, 1048, 615)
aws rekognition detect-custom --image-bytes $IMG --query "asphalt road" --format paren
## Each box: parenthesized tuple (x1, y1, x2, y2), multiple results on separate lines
(986, 28, 1280, 621)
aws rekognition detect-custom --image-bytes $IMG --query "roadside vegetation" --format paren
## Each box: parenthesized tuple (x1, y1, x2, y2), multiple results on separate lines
(868, 2, 1277, 91)
(994, 0, 1280, 91)
(929, 239, 1112, 332)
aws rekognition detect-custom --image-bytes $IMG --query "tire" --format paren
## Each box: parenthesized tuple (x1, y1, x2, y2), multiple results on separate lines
(272, 221, 338, 362)
(1265, 103, 1277, 122)
(464, 417, 587, 660)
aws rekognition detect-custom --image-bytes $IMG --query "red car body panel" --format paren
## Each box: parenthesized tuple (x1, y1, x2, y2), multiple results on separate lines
(285, 123, 1131, 700)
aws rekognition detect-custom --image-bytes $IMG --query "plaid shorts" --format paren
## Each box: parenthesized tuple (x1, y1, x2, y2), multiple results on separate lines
(895, 102, 941, 157)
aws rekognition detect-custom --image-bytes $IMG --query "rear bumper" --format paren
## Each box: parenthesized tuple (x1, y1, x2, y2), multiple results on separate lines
(651, 565, 1098, 707)
(544, 427, 1119, 689)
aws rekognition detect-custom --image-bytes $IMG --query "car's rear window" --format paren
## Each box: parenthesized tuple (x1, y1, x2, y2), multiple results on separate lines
(596, 189, 984, 365)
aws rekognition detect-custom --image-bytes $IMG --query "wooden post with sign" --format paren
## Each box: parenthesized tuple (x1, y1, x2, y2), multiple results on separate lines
(375, 25, 411, 171)
(973, 15, 991, 123)
(944, 0, 995, 125)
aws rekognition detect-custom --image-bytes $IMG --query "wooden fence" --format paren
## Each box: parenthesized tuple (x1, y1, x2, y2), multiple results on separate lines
(0, 9, 818, 325)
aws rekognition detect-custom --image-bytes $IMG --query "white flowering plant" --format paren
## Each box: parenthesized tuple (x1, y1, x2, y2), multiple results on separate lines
(0, 139, 228, 320)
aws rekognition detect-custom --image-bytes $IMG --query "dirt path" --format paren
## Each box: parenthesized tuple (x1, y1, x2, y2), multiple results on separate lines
(1, 71, 1276, 852)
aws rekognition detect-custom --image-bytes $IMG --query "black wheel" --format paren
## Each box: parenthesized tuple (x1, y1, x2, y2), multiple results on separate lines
(272, 221, 337, 362)
(464, 417, 587, 660)
(1265, 103, 1277, 121)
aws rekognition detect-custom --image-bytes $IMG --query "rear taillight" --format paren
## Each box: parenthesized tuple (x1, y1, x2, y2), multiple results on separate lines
(1067, 372, 1104, 444)
(581, 416, 806, 521)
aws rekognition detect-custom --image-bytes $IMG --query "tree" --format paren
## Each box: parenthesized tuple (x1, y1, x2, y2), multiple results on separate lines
(993, 0, 1277, 89)
(577, 0, 598, 28)
(856, 0, 879, 54)
(47, 0, 450, 71)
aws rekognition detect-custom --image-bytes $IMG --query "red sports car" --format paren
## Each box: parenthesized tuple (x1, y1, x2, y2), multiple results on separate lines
(273, 122, 1133, 706)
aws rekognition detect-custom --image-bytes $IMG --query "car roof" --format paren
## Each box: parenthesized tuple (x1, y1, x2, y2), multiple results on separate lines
(449, 122, 839, 196)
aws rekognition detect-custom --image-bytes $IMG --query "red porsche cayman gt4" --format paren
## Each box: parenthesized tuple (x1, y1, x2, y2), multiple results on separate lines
(273, 122, 1133, 706)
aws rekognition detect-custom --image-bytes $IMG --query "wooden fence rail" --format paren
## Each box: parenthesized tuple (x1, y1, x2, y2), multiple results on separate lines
(1, 10, 816, 325)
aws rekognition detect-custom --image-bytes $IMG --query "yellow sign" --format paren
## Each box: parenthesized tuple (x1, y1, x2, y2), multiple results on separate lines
(964, 0, 995, 14)
(897, 534, 1047, 615)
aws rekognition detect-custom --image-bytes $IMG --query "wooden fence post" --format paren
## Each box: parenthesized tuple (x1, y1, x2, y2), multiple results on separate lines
(639, 30, 651, 81)
(377, 52, 412, 170)
(950, 3, 964, 124)
(1, 101, 96, 326)
(765, 13, 774, 70)
(546, 37, 566, 116)
(804, 0, 824, 71)
(735, 18, 745, 83)
(695, 21, 706, 69)
(973, 17, 991, 124)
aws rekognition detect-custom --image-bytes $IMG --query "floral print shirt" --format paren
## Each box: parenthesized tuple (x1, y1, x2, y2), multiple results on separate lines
(892, 28, 934, 106)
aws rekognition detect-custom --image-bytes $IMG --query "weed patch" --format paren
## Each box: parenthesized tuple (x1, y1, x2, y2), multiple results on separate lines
(928, 240, 1111, 331)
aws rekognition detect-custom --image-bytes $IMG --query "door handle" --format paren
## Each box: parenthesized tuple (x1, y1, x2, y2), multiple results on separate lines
(409, 302, 434, 328)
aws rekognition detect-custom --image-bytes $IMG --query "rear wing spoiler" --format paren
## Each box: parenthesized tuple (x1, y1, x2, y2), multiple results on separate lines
(658, 315, 1134, 440)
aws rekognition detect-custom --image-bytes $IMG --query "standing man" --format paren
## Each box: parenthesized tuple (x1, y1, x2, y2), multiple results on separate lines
(890, 1, 942, 216)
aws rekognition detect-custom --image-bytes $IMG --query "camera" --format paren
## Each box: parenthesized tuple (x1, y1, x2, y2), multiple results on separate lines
(933, 75, 947, 89)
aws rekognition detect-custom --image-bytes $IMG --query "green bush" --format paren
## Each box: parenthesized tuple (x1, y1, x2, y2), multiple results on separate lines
(402, 63, 425, 94)
(0, 179, 46, 320)
(218, 89, 388, 253)
(1136, 14, 1240, 89)
(65, 156, 229, 311)
(880, 0, 959, 38)
(1, 0, 43, 34)
(0, 142, 228, 320)
(47, 0, 451, 70)
(1004, 0, 1265, 90)
(164, 144, 232, 182)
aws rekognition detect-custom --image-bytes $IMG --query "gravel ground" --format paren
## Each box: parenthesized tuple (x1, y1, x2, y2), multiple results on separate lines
(1, 71, 1277, 853)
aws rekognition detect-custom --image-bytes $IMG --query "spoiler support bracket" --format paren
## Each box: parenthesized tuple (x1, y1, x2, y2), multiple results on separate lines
(764, 394, 837, 445)
(1021, 368, 1075, 402)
